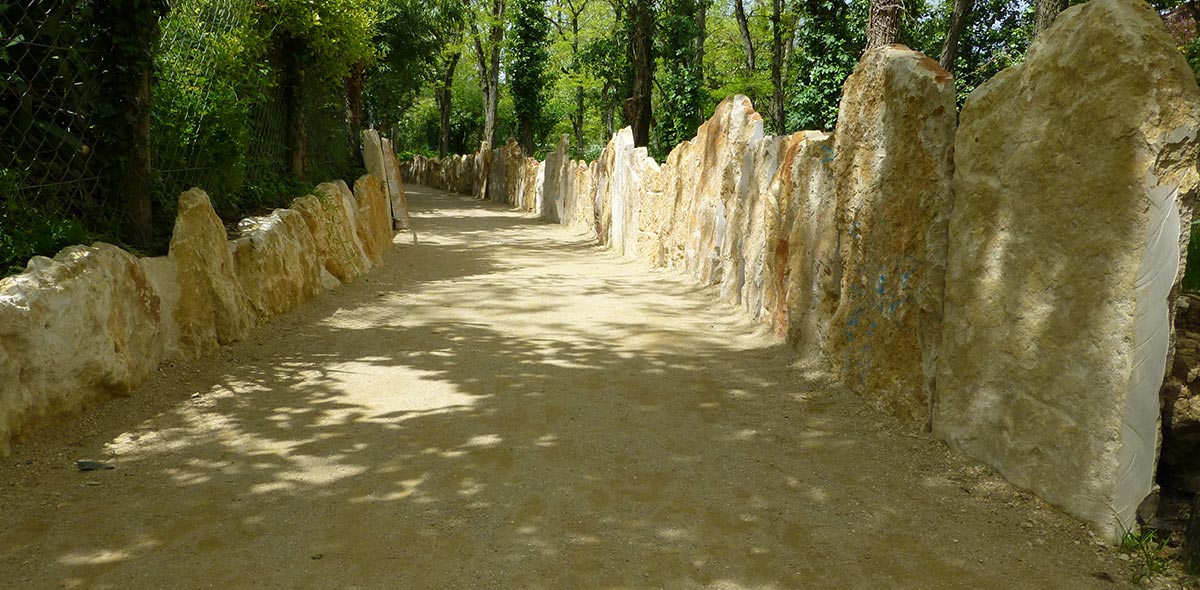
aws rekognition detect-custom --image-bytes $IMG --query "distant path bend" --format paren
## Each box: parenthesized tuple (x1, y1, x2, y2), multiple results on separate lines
(0, 185, 1134, 589)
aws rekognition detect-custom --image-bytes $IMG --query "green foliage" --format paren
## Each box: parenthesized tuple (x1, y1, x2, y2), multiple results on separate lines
(655, 0, 705, 155)
(1121, 528, 1173, 583)
(787, 0, 868, 131)
(0, 170, 91, 275)
(510, 0, 552, 149)
(1186, 221, 1200, 294)
(947, 0, 1032, 106)
(258, 0, 377, 85)
(369, 0, 466, 130)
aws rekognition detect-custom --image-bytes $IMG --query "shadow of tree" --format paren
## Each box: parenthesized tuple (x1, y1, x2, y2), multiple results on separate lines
(0, 185, 1134, 590)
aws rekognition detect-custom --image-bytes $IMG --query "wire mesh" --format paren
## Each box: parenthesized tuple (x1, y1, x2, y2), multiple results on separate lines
(1, 0, 364, 272)
(1, 2, 104, 270)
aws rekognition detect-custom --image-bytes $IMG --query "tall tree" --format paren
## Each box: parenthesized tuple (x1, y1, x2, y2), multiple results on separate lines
(436, 51, 462, 157)
(624, 0, 655, 147)
(769, 0, 786, 133)
(511, 0, 552, 153)
(471, 0, 507, 147)
(865, 0, 903, 50)
(1033, 0, 1068, 38)
(734, 0, 756, 72)
(939, 0, 973, 70)
(550, 0, 594, 153)
(658, 0, 705, 151)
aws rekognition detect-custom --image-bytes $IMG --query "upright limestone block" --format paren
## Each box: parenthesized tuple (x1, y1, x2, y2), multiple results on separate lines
(826, 46, 955, 426)
(781, 132, 839, 358)
(231, 208, 324, 319)
(169, 188, 254, 357)
(608, 128, 641, 258)
(656, 96, 762, 284)
(292, 182, 371, 283)
(361, 129, 395, 223)
(726, 132, 783, 314)
(0, 243, 172, 452)
(353, 174, 394, 265)
(592, 133, 620, 246)
(541, 135, 570, 223)
(934, 0, 1200, 540)
(572, 161, 596, 235)
(381, 138, 412, 229)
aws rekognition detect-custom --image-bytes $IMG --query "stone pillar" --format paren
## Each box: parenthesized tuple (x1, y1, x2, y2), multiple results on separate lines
(933, 0, 1200, 540)
(825, 46, 956, 427)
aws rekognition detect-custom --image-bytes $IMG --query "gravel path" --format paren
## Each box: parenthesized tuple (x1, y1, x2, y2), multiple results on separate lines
(0, 184, 1138, 589)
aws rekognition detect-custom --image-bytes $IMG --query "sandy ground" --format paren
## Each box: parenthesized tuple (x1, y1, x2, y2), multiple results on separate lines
(0, 185, 1149, 589)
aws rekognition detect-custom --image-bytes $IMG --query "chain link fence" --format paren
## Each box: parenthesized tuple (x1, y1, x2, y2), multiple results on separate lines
(1, 0, 364, 273)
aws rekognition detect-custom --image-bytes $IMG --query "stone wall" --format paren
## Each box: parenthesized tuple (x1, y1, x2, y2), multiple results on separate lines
(0, 133, 399, 455)
(401, 0, 1200, 541)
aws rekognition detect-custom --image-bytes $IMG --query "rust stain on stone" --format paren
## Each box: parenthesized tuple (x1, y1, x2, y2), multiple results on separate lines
(916, 54, 953, 85)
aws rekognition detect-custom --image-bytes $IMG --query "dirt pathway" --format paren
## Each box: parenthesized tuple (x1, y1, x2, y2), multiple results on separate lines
(0, 185, 1139, 589)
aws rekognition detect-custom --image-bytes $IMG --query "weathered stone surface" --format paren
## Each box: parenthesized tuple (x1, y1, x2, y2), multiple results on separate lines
(568, 161, 595, 234)
(381, 138, 412, 229)
(541, 135, 570, 223)
(591, 132, 620, 246)
(781, 132, 839, 358)
(169, 188, 254, 357)
(232, 208, 324, 319)
(824, 45, 955, 427)
(473, 142, 491, 200)
(725, 133, 782, 314)
(502, 140, 525, 207)
(607, 128, 640, 258)
(521, 159, 540, 212)
(934, 0, 1200, 540)
(353, 174, 394, 265)
(292, 183, 372, 283)
(0, 243, 172, 452)
(656, 96, 763, 283)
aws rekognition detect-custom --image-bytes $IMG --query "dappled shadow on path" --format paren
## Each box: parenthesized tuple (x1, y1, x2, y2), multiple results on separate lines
(0, 185, 1132, 590)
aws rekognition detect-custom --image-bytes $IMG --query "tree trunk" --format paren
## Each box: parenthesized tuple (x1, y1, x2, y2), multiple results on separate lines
(347, 62, 365, 165)
(696, 0, 707, 123)
(734, 0, 755, 72)
(473, 0, 506, 148)
(283, 40, 307, 181)
(572, 15, 585, 153)
(437, 52, 461, 158)
(939, 0, 972, 70)
(769, 0, 785, 134)
(865, 0, 903, 51)
(1033, 0, 1068, 39)
(124, 67, 153, 244)
(625, 0, 653, 147)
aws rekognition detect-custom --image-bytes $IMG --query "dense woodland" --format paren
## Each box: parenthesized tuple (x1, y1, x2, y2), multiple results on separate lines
(2, 0, 1199, 272)
(381, 0, 1200, 160)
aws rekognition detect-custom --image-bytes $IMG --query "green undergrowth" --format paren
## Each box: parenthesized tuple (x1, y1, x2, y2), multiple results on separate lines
(0, 172, 341, 279)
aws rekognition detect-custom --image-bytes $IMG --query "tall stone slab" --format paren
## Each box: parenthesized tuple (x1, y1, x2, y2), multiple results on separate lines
(726, 133, 783, 315)
(825, 46, 955, 427)
(934, 0, 1200, 540)
(361, 130, 395, 223)
(658, 96, 762, 284)
(353, 174, 393, 265)
(541, 135, 570, 223)
(0, 244, 173, 452)
(169, 188, 255, 357)
(608, 128, 641, 258)
(380, 138, 412, 229)
(231, 208, 324, 319)
(781, 132, 839, 358)
(592, 133, 620, 246)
